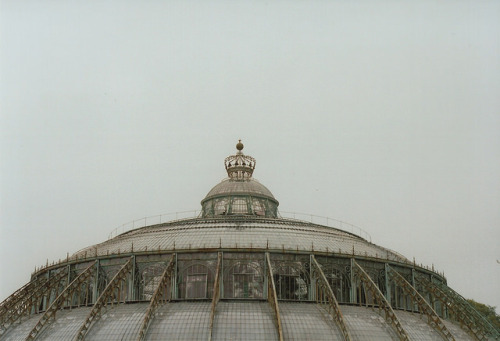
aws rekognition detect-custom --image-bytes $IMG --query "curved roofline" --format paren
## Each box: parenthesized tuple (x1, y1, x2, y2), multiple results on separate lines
(116, 216, 365, 243)
(201, 177, 279, 204)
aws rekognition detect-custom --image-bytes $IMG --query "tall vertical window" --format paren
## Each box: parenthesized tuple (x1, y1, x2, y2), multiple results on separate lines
(177, 253, 218, 300)
(223, 253, 264, 299)
(271, 255, 310, 301)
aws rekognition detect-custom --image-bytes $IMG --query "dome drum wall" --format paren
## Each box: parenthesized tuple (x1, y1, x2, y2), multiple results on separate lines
(33, 250, 438, 303)
(2, 244, 480, 340)
(202, 195, 278, 218)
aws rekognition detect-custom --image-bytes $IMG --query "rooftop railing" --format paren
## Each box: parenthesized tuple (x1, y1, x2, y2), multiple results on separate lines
(106, 210, 372, 242)
(278, 211, 372, 242)
(107, 210, 201, 239)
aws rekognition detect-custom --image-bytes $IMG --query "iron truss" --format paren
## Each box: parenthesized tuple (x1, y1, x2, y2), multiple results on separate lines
(415, 275, 499, 341)
(136, 254, 175, 341)
(311, 255, 352, 340)
(353, 259, 410, 341)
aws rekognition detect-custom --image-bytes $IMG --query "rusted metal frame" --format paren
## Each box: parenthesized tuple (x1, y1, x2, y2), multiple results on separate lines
(265, 253, 284, 341)
(136, 254, 176, 341)
(25, 261, 97, 341)
(0, 276, 47, 334)
(353, 260, 410, 341)
(74, 256, 133, 341)
(386, 266, 455, 341)
(208, 252, 222, 341)
(0, 276, 46, 319)
(0, 268, 68, 334)
(311, 255, 352, 341)
(30, 270, 68, 315)
(415, 276, 496, 341)
(432, 280, 499, 340)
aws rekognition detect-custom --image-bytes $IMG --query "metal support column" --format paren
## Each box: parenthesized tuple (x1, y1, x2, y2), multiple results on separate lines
(311, 255, 351, 341)
(25, 261, 97, 341)
(129, 255, 136, 301)
(208, 252, 222, 341)
(265, 253, 284, 341)
(74, 257, 134, 341)
(349, 258, 356, 304)
(136, 254, 175, 341)
(385, 263, 391, 304)
(353, 260, 410, 341)
(92, 260, 100, 303)
(386, 265, 455, 341)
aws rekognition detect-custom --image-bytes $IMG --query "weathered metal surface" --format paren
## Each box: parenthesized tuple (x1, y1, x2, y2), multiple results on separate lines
(74, 256, 133, 341)
(353, 260, 410, 341)
(136, 254, 175, 341)
(0, 277, 44, 318)
(0, 269, 68, 335)
(387, 265, 455, 341)
(415, 275, 499, 341)
(208, 252, 222, 341)
(266, 252, 284, 341)
(25, 261, 97, 341)
(311, 255, 352, 341)
(69, 216, 412, 265)
(0, 276, 46, 334)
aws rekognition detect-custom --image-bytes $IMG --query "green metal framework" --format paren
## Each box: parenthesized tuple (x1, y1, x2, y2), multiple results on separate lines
(136, 254, 175, 341)
(0, 276, 46, 335)
(208, 252, 222, 341)
(26, 261, 97, 341)
(353, 260, 410, 341)
(311, 255, 351, 341)
(2, 250, 498, 341)
(0, 268, 68, 334)
(386, 265, 455, 341)
(415, 275, 499, 341)
(265, 252, 284, 341)
(74, 256, 133, 341)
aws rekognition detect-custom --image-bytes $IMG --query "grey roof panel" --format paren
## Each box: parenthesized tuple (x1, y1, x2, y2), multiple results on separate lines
(212, 301, 279, 341)
(38, 307, 92, 341)
(71, 218, 408, 264)
(203, 178, 277, 201)
(85, 304, 147, 341)
(145, 302, 211, 341)
(341, 305, 399, 341)
(395, 310, 444, 341)
(280, 302, 343, 340)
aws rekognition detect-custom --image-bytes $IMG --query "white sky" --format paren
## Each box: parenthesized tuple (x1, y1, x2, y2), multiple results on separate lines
(1, 1, 499, 313)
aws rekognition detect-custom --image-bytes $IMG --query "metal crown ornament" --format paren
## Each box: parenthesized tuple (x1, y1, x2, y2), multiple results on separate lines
(224, 140, 256, 180)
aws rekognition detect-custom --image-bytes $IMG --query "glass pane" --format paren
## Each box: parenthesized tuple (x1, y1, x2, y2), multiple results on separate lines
(186, 274, 207, 299)
(231, 197, 247, 214)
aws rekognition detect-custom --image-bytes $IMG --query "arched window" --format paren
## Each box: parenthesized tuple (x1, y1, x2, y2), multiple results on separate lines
(271, 255, 310, 301)
(223, 260, 263, 298)
(177, 262, 216, 299)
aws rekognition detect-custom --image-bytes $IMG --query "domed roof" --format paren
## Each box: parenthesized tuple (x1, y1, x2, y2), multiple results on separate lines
(200, 141, 279, 218)
(2, 141, 495, 341)
(203, 178, 277, 202)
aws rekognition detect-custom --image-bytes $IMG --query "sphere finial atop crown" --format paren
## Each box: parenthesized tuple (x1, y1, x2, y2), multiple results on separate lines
(236, 139, 244, 151)
(224, 140, 256, 180)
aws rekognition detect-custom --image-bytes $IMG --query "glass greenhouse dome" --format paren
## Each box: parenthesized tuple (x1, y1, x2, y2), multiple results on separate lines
(0, 141, 498, 341)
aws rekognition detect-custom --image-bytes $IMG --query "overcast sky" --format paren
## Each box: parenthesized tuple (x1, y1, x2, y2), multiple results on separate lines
(1, 1, 499, 313)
